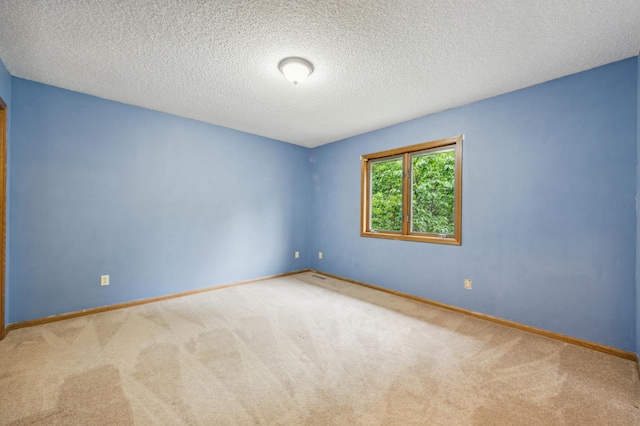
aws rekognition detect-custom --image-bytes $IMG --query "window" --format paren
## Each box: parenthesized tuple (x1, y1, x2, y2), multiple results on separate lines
(360, 135, 462, 245)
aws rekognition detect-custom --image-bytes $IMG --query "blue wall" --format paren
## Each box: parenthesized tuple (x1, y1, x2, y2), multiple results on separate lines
(9, 78, 310, 323)
(309, 58, 638, 352)
(0, 57, 10, 326)
(636, 55, 640, 358)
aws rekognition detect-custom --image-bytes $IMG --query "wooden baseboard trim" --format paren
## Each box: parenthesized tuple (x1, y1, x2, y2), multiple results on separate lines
(310, 269, 638, 362)
(5, 269, 311, 333)
(7, 268, 638, 365)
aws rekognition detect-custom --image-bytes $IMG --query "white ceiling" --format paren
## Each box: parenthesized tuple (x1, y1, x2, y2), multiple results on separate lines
(0, 1, 639, 148)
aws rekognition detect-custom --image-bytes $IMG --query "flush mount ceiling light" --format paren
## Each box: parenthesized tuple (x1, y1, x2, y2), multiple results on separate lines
(278, 57, 314, 85)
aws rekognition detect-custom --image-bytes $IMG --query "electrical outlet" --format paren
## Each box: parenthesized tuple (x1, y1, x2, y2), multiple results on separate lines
(101, 275, 109, 286)
(295, 251, 299, 259)
(464, 279, 472, 289)
(319, 251, 323, 259)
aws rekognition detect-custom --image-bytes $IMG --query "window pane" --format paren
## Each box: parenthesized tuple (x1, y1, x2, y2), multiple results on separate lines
(411, 149, 455, 235)
(370, 157, 403, 232)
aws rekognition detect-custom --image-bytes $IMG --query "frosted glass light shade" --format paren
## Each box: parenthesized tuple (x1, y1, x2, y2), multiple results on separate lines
(278, 57, 314, 85)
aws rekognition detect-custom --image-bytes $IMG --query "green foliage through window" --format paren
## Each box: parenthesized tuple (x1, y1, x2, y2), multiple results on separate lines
(370, 158, 403, 231)
(411, 150, 455, 235)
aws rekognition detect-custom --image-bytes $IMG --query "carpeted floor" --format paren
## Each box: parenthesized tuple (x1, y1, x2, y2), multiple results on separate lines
(1, 272, 638, 425)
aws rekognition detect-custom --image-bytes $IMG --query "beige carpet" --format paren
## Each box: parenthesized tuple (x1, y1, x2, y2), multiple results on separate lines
(0, 272, 638, 425)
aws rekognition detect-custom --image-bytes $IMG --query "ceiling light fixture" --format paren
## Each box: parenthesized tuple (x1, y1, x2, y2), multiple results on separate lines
(278, 57, 314, 85)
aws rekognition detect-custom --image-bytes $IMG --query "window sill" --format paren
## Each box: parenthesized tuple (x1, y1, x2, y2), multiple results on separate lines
(361, 231, 461, 245)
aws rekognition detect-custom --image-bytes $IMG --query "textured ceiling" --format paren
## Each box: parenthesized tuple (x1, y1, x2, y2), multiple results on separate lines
(0, 1, 639, 148)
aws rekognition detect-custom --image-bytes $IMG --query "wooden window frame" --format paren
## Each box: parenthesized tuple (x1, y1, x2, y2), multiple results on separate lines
(360, 135, 463, 245)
